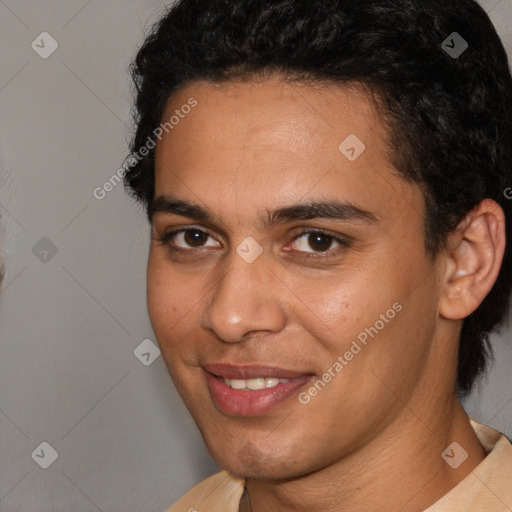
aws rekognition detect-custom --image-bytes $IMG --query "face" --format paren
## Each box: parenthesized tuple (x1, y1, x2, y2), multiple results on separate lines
(148, 77, 445, 480)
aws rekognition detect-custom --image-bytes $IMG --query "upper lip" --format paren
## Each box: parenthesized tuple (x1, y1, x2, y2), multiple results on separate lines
(203, 363, 313, 380)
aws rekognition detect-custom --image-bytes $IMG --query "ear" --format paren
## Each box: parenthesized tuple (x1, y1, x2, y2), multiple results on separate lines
(439, 199, 506, 321)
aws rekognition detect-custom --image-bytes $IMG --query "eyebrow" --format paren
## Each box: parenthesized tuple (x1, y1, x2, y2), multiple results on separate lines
(149, 196, 379, 229)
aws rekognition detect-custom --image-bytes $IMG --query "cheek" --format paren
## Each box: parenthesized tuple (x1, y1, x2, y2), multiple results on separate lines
(146, 254, 196, 348)
(292, 255, 433, 386)
(146, 267, 198, 385)
(147, 259, 170, 331)
(287, 266, 396, 350)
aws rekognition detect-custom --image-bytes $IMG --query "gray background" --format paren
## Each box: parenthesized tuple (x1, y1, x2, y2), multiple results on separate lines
(0, 0, 511, 510)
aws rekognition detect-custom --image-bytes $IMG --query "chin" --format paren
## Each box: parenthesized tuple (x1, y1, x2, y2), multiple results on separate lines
(202, 431, 313, 480)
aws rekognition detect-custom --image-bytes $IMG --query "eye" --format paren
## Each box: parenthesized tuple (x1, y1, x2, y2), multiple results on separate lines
(288, 230, 349, 255)
(158, 227, 220, 250)
(156, 226, 349, 258)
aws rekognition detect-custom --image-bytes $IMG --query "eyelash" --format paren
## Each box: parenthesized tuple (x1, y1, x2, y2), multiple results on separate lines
(155, 226, 350, 259)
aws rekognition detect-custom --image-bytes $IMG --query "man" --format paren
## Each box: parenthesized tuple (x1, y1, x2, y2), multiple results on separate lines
(124, 0, 512, 510)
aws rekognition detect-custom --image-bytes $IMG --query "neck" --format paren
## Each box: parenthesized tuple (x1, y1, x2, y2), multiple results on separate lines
(244, 399, 485, 512)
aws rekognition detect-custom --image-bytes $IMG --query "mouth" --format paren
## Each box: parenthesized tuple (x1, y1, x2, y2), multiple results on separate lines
(203, 363, 315, 416)
(222, 376, 291, 390)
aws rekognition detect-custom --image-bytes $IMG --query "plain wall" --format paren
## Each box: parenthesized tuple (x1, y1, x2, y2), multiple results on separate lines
(0, 0, 511, 510)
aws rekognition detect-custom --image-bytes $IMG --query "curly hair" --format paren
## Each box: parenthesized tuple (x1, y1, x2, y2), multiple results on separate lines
(124, 0, 512, 397)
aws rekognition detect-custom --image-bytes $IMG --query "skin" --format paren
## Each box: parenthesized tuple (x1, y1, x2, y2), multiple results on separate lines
(147, 77, 505, 511)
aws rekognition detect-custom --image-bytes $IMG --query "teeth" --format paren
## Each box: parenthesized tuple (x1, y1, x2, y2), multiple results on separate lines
(247, 378, 266, 390)
(223, 377, 289, 390)
(230, 379, 247, 390)
(265, 378, 280, 388)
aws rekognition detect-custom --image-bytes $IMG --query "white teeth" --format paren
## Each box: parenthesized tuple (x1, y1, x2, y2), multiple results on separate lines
(230, 379, 247, 390)
(265, 378, 280, 388)
(246, 378, 266, 390)
(223, 377, 289, 390)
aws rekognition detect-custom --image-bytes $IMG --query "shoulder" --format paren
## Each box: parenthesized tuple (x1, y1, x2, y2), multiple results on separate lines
(167, 471, 245, 512)
(425, 420, 512, 511)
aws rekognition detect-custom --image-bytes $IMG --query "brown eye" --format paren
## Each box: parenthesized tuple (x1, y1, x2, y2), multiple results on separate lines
(307, 233, 334, 252)
(159, 228, 220, 250)
(183, 229, 209, 247)
(289, 230, 349, 255)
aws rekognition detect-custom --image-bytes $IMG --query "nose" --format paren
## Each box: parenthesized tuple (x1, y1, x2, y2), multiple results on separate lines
(199, 249, 287, 343)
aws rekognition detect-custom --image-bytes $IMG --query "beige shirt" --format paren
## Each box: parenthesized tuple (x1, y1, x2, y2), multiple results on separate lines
(167, 420, 512, 512)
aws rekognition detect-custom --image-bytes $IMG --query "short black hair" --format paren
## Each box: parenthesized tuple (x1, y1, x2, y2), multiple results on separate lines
(124, 0, 512, 397)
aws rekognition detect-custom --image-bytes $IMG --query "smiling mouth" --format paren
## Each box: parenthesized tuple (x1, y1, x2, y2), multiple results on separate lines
(203, 365, 315, 416)
(222, 377, 291, 390)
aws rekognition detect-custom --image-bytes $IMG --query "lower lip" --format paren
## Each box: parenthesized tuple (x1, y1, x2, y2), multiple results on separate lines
(205, 372, 313, 416)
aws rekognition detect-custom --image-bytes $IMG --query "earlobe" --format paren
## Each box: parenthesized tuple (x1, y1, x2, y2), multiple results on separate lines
(439, 199, 506, 321)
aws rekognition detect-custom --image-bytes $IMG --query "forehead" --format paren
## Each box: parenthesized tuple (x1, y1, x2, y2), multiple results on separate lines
(158, 77, 384, 155)
(153, 77, 423, 228)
